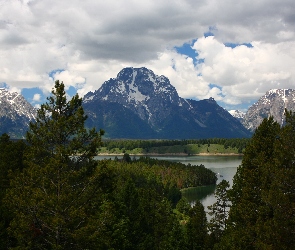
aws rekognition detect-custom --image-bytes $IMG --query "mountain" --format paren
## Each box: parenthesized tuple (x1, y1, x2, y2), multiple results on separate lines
(242, 89, 295, 132)
(0, 88, 36, 138)
(83, 67, 251, 139)
(229, 110, 245, 123)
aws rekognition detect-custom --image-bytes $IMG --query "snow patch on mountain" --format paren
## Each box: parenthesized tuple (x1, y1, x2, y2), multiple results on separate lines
(0, 88, 37, 138)
(0, 88, 36, 120)
(82, 67, 251, 139)
(229, 110, 245, 120)
(128, 85, 147, 102)
(243, 88, 295, 131)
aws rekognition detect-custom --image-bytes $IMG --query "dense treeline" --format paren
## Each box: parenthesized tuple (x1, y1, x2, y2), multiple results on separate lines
(103, 138, 250, 153)
(2, 81, 295, 249)
(0, 134, 213, 249)
(205, 110, 295, 249)
(0, 134, 27, 248)
(132, 156, 217, 188)
(0, 82, 216, 249)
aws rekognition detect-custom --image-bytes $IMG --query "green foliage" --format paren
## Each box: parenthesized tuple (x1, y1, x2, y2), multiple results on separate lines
(219, 117, 280, 249)
(134, 157, 217, 188)
(122, 152, 132, 162)
(5, 81, 104, 249)
(175, 197, 191, 224)
(185, 201, 207, 250)
(91, 159, 185, 250)
(1, 81, 229, 249)
(218, 112, 295, 249)
(0, 134, 27, 249)
(207, 180, 230, 247)
(102, 138, 250, 155)
(261, 110, 295, 249)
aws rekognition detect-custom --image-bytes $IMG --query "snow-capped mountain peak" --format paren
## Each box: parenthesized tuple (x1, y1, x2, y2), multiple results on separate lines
(242, 88, 295, 131)
(83, 67, 183, 125)
(82, 67, 251, 139)
(229, 110, 246, 120)
(0, 88, 36, 138)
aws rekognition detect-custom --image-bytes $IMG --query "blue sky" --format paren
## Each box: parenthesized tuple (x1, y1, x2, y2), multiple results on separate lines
(1, 0, 295, 111)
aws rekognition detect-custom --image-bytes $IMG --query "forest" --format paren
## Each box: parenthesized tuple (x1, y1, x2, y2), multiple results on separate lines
(100, 137, 250, 155)
(0, 80, 295, 249)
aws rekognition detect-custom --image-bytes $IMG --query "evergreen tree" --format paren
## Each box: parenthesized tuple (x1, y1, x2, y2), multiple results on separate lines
(207, 180, 230, 246)
(176, 197, 191, 216)
(186, 200, 207, 250)
(0, 134, 26, 249)
(112, 164, 184, 250)
(5, 81, 104, 249)
(220, 117, 280, 249)
(260, 110, 295, 249)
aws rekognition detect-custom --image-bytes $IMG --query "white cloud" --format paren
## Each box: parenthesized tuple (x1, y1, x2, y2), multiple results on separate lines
(32, 93, 41, 102)
(0, 0, 295, 109)
(192, 36, 295, 105)
(145, 50, 211, 99)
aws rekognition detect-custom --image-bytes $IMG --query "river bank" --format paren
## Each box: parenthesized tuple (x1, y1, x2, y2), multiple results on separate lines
(98, 142, 245, 156)
(96, 152, 243, 156)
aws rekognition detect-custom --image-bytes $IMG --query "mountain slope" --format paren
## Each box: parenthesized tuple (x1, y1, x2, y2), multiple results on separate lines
(243, 89, 295, 132)
(0, 88, 36, 138)
(83, 67, 251, 139)
(83, 101, 157, 138)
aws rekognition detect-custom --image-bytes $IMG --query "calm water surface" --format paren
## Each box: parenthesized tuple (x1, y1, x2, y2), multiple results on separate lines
(94, 155, 242, 209)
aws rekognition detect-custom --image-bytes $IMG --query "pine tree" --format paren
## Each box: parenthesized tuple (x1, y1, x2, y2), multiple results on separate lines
(207, 180, 230, 246)
(5, 81, 104, 249)
(186, 200, 207, 250)
(220, 117, 280, 249)
(261, 109, 295, 249)
(0, 134, 26, 249)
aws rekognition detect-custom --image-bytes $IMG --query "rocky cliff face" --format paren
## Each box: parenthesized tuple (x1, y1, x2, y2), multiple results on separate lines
(0, 88, 36, 138)
(242, 89, 295, 132)
(84, 67, 188, 131)
(83, 67, 251, 139)
(229, 110, 246, 123)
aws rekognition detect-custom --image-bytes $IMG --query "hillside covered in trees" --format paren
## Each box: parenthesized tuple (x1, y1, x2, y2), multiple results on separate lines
(1, 81, 295, 249)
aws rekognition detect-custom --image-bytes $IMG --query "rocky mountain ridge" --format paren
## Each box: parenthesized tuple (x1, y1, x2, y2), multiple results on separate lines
(0, 88, 36, 138)
(83, 67, 251, 139)
(242, 89, 295, 132)
(229, 110, 246, 123)
(2, 68, 293, 139)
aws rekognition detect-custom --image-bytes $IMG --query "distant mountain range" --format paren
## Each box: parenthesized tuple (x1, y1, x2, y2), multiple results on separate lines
(1, 68, 295, 139)
(0, 88, 36, 138)
(241, 89, 295, 132)
(82, 67, 251, 139)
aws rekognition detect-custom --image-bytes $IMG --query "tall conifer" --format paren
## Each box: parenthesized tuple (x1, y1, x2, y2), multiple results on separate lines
(262, 110, 295, 249)
(207, 179, 230, 246)
(220, 117, 280, 249)
(5, 81, 104, 249)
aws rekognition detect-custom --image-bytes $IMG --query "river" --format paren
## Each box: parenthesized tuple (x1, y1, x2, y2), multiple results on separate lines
(94, 155, 242, 210)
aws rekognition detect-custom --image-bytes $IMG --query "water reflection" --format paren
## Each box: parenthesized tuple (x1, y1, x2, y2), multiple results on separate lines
(181, 185, 216, 206)
(170, 155, 242, 208)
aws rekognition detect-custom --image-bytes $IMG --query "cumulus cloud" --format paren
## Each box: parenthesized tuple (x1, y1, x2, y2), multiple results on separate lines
(192, 36, 295, 105)
(32, 93, 41, 102)
(145, 50, 211, 99)
(0, 0, 295, 109)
